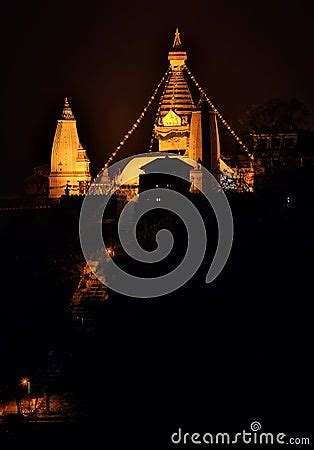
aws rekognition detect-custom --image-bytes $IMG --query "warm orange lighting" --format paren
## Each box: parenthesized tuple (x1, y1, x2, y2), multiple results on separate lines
(21, 378, 29, 386)
(49, 98, 91, 199)
(106, 247, 115, 257)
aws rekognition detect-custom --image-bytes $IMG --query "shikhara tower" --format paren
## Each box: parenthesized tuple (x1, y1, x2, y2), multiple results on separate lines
(49, 98, 91, 199)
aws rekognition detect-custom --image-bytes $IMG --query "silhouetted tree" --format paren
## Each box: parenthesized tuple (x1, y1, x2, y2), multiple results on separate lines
(240, 98, 309, 134)
(239, 98, 310, 175)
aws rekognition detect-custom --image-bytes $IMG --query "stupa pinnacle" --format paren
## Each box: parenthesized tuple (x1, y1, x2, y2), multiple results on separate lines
(172, 28, 182, 49)
(153, 29, 220, 176)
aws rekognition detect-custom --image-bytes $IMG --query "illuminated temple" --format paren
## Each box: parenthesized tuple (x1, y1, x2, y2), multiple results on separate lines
(111, 29, 252, 194)
(155, 29, 220, 171)
(49, 30, 253, 199)
(49, 98, 91, 199)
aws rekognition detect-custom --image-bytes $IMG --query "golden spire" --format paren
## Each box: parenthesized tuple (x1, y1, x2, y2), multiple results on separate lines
(62, 97, 74, 120)
(162, 29, 193, 115)
(168, 28, 187, 70)
(173, 28, 182, 50)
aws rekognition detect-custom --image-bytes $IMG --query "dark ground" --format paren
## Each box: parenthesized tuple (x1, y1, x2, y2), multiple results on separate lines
(0, 174, 312, 447)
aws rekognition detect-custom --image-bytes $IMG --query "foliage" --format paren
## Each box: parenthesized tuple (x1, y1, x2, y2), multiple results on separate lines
(239, 98, 309, 134)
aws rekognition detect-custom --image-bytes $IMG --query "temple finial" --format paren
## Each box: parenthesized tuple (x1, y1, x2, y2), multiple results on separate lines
(62, 97, 74, 120)
(173, 28, 182, 50)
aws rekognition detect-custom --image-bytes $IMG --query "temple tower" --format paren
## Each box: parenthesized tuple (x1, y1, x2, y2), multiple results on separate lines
(153, 29, 220, 178)
(154, 29, 195, 155)
(49, 98, 91, 199)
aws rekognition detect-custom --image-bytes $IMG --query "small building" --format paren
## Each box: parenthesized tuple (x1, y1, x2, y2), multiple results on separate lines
(251, 130, 314, 171)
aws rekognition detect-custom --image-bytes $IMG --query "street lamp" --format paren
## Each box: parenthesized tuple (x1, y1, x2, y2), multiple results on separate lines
(106, 247, 115, 257)
(21, 378, 31, 412)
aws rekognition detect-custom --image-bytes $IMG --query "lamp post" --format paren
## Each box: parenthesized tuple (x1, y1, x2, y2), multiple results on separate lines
(21, 378, 31, 413)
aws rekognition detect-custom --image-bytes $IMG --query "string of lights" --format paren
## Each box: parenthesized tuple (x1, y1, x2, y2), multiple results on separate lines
(149, 67, 172, 152)
(98, 62, 253, 179)
(100, 67, 171, 173)
(184, 65, 254, 160)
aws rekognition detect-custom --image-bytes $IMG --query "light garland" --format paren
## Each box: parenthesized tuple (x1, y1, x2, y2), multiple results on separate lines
(185, 65, 254, 161)
(99, 67, 171, 175)
(96, 63, 253, 183)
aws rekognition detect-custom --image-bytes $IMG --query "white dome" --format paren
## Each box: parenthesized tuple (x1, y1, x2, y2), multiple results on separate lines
(116, 153, 198, 187)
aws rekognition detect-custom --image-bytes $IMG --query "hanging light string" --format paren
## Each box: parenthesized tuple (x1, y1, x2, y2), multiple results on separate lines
(184, 65, 254, 161)
(100, 67, 171, 174)
(149, 67, 172, 152)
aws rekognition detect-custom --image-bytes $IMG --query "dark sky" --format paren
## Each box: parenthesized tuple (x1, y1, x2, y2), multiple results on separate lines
(1, 0, 313, 194)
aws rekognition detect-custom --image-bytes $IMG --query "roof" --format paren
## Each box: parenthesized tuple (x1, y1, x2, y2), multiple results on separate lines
(140, 155, 194, 174)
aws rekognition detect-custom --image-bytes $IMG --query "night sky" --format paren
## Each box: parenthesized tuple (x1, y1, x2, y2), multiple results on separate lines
(1, 0, 313, 194)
